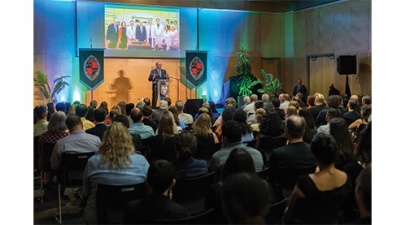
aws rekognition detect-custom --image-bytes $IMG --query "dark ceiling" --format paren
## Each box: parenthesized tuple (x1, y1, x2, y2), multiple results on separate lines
(79, 0, 346, 13)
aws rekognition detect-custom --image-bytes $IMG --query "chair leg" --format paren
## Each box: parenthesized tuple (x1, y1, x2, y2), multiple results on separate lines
(57, 184, 62, 224)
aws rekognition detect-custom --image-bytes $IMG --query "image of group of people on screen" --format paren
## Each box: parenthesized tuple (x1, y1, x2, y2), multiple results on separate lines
(106, 16, 179, 51)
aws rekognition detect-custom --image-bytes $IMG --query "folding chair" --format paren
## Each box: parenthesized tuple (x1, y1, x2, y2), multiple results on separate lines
(56, 151, 95, 223)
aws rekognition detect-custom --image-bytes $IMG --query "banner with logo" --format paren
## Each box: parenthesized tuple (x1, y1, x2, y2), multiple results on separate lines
(186, 51, 207, 88)
(79, 48, 104, 90)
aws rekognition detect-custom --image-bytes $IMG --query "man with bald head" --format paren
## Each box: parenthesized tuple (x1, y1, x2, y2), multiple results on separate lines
(268, 115, 316, 197)
(128, 107, 155, 139)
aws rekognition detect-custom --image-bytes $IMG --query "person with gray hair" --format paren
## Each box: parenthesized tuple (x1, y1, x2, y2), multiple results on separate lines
(175, 100, 193, 125)
(38, 111, 69, 192)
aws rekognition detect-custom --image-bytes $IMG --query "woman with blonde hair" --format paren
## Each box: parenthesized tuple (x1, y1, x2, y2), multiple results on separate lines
(192, 113, 219, 145)
(83, 122, 149, 224)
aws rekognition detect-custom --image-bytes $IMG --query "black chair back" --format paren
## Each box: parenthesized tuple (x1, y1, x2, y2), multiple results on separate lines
(139, 208, 215, 224)
(58, 151, 95, 187)
(148, 145, 177, 163)
(97, 182, 147, 224)
(172, 172, 216, 214)
(34, 136, 41, 170)
(265, 198, 289, 225)
(43, 142, 56, 171)
(193, 142, 221, 166)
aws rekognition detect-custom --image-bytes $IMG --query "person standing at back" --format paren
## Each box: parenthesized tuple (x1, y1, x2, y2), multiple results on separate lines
(292, 78, 308, 102)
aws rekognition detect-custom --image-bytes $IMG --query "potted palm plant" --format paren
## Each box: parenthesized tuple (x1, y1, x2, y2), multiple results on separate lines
(250, 69, 282, 98)
(34, 70, 70, 103)
(235, 50, 255, 97)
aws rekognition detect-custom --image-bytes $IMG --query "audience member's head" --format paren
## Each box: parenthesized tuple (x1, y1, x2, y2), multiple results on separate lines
(143, 97, 151, 106)
(259, 110, 285, 137)
(146, 160, 176, 195)
(113, 114, 130, 129)
(225, 97, 237, 108)
(222, 148, 256, 180)
(55, 102, 67, 114)
(158, 111, 176, 138)
(118, 101, 127, 116)
(222, 120, 243, 144)
(175, 130, 197, 160)
(46, 103, 55, 121)
(175, 100, 185, 112)
(34, 104, 48, 121)
(99, 121, 135, 169)
(361, 95, 371, 106)
(221, 172, 272, 224)
(221, 106, 237, 124)
(164, 97, 172, 107)
(192, 113, 213, 136)
(130, 108, 143, 123)
(47, 111, 67, 132)
(89, 100, 98, 109)
(142, 104, 153, 118)
(93, 106, 107, 123)
(285, 115, 306, 139)
(75, 104, 89, 117)
(126, 103, 135, 115)
(310, 133, 337, 166)
(65, 114, 83, 131)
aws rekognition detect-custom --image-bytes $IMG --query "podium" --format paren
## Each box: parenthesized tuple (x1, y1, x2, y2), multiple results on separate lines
(156, 78, 170, 106)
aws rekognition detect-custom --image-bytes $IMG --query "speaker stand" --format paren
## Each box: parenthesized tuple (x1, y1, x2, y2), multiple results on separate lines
(345, 74, 351, 97)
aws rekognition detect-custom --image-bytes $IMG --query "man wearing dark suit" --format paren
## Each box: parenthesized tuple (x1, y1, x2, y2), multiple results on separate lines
(292, 78, 308, 101)
(268, 115, 316, 197)
(148, 61, 169, 107)
(106, 19, 119, 48)
(135, 20, 147, 42)
(123, 160, 190, 224)
(85, 107, 108, 141)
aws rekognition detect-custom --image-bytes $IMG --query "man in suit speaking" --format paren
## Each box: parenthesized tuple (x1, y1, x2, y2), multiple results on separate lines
(148, 61, 169, 107)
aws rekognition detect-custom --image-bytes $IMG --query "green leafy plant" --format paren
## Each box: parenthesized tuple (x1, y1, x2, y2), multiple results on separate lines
(236, 50, 255, 96)
(250, 69, 282, 98)
(34, 70, 70, 103)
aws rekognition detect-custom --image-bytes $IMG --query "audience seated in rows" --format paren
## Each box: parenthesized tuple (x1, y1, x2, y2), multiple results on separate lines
(83, 121, 149, 224)
(173, 130, 208, 179)
(283, 133, 351, 224)
(123, 160, 190, 224)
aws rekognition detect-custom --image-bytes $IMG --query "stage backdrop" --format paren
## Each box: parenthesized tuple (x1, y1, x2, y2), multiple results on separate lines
(186, 51, 207, 88)
(79, 48, 104, 90)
